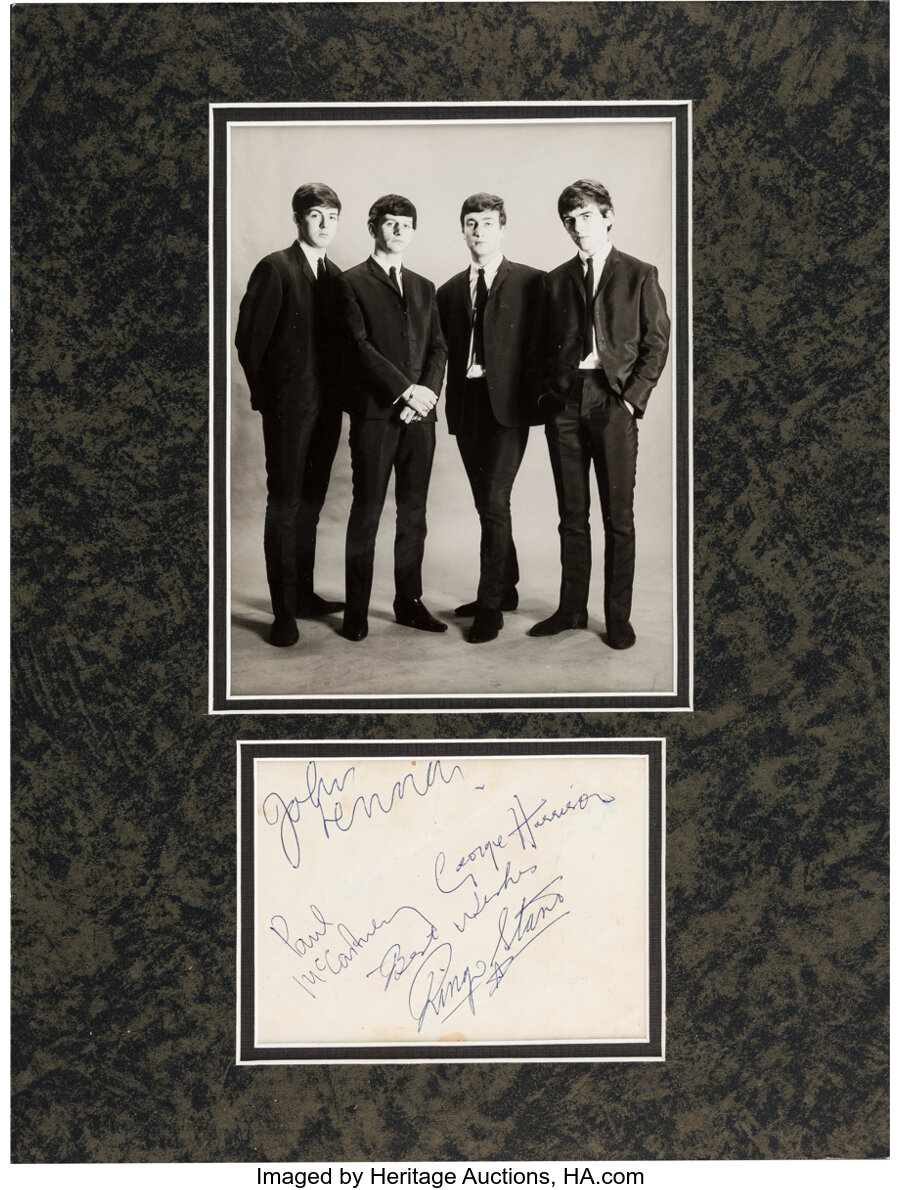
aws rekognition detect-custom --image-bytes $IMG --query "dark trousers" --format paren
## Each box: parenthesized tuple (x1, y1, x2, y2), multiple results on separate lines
(345, 416, 436, 619)
(261, 395, 343, 619)
(455, 379, 529, 609)
(544, 373, 639, 623)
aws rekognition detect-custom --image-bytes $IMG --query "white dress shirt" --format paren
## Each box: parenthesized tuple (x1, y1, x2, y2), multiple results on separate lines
(577, 241, 612, 370)
(370, 253, 403, 295)
(466, 252, 504, 378)
(578, 242, 634, 414)
(298, 240, 327, 276)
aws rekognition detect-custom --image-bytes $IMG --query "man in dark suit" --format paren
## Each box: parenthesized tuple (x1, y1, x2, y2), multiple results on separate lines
(437, 193, 545, 643)
(235, 182, 345, 648)
(531, 179, 670, 649)
(336, 194, 448, 642)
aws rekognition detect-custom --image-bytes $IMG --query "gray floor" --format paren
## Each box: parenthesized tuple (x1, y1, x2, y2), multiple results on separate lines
(228, 421, 677, 701)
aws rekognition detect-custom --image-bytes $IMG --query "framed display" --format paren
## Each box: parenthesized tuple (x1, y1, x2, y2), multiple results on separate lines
(11, 0, 887, 1166)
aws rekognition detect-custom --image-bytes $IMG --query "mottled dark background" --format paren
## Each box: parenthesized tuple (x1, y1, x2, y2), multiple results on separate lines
(11, 1, 888, 1163)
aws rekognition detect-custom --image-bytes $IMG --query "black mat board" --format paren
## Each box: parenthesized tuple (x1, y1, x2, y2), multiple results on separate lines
(11, 1, 888, 1162)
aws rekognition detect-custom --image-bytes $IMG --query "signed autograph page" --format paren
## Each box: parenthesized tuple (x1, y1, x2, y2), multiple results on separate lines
(247, 753, 652, 1055)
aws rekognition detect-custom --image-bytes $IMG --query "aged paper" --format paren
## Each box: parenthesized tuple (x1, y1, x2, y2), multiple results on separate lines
(249, 753, 652, 1051)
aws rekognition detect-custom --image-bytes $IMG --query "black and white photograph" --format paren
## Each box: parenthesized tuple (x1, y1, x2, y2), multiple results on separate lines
(210, 102, 691, 713)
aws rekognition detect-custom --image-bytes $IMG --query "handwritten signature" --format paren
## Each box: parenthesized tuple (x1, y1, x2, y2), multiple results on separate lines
(406, 877, 568, 1031)
(434, 850, 538, 934)
(506, 789, 615, 852)
(262, 759, 465, 869)
(266, 779, 612, 1029)
(271, 902, 438, 1000)
(447, 789, 615, 878)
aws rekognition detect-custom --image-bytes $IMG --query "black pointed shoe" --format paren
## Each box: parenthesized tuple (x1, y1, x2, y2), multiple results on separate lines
(606, 620, 636, 649)
(527, 609, 588, 637)
(455, 589, 518, 617)
(394, 598, 448, 633)
(296, 593, 345, 617)
(340, 615, 368, 642)
(468, 608, 503, 643)
(269, 615, 299, 647)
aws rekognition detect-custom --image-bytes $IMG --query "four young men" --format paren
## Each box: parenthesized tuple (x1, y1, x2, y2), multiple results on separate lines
(235, 179, 670, 651)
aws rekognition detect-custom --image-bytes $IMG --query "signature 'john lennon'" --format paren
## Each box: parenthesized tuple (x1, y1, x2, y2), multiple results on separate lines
(262, 759, 465, 870)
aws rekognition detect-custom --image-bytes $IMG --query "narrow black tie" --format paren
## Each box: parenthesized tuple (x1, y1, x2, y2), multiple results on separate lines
(582, 256, 595, 359)
(473, 268, 488, 365)
(389, 265, 403, 302)
(313, 256, 328, 319)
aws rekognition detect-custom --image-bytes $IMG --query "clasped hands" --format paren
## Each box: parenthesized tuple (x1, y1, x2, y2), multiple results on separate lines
(398, 384, 439, 424)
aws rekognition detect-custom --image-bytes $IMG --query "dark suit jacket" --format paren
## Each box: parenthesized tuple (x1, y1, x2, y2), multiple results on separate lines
(543, 246, 670, 417)
(235, 242, 342, 412)
(437, 258, 546, 433)
(336, 258, 447, 420)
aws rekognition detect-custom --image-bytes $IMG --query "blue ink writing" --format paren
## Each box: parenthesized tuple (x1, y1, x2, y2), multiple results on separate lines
(454, 833, 508, 874)
(271, 902, 438, 1000)
(433, 850, 538, 934)
(262, 759, 465, 869)
(405, 876, 569, 1031)
(507, 790, 615, 851)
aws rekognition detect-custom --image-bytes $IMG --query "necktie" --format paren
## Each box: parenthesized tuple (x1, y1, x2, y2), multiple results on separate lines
(582, 256, 595, 359)
(313, 256, 328, 317)
(389, 265, 403, 300)
(473, 268, 488, 366)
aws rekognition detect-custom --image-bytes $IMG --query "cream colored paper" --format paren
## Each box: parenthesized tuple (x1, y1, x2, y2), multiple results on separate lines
(253, 754, 650, 1047)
